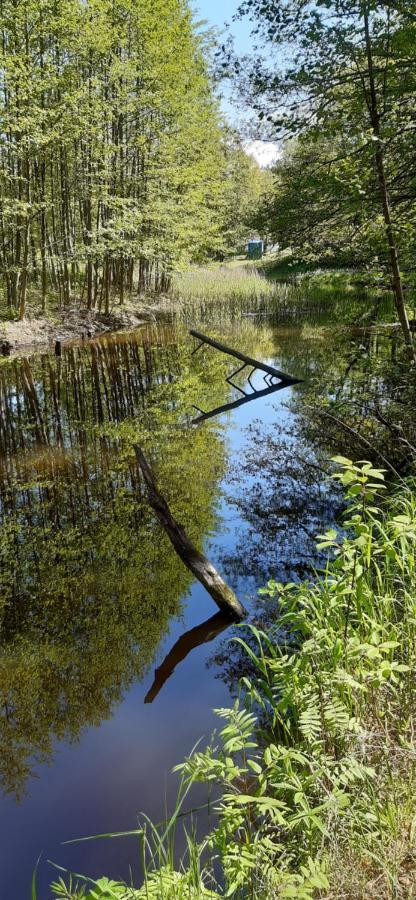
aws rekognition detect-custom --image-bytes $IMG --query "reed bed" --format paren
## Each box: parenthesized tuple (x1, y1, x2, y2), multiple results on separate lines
(169, 265, 372, 326)
(170, 265, 289, 322)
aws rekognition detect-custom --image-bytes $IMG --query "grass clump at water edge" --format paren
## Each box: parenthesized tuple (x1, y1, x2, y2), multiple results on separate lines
(169, 265, 287, 321)
(168, 263, 389, 326)
(49, 460, 416, 899)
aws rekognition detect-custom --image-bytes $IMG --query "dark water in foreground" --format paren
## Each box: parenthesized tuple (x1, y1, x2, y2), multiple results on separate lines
(0, 316, 345, 897)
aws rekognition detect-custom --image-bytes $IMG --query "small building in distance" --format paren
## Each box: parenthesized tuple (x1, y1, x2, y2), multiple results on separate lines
(246, 237, 264, 260)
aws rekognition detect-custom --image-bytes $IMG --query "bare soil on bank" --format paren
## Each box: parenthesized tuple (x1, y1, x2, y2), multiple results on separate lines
(0, 298, 169, 358)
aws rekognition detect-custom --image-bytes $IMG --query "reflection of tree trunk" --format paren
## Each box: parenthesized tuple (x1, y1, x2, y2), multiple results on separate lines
(135, 446, 246, 619)
(145, 612, 231, 703)
(91, 344, 104, 423)
(48, 361, 63, 446)
(21, 360, 48, 444)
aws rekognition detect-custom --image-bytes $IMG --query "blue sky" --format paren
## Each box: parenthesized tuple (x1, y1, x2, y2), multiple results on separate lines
(193, 1, 280, 167)
(194, 0, 254, 54)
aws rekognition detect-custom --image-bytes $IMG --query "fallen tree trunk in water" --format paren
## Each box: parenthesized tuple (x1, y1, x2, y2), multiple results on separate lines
(190, 329, 302, 386)
(134, 445, 246, 620)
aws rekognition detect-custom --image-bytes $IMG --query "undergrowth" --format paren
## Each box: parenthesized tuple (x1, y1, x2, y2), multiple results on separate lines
(48, 460, 416, 899)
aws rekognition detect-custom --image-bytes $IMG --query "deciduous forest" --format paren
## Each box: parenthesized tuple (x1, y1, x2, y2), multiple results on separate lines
(0, 0, 266, 321)
(0, 2, 415, 899)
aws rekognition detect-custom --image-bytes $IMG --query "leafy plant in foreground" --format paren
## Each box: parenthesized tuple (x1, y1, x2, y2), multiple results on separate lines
(51, 460, 416, 898)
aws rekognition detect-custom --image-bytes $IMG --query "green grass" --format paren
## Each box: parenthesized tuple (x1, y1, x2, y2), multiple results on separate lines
(170, 265, 276, 310)
(168, 262, 385, 328)
(50, 461, 416, 899)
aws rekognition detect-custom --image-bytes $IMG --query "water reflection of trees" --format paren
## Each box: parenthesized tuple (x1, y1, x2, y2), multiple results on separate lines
(294, 331, 416, 475)
(0, 325, 180, 485)
(208, 410, 343, 692)
(222, 420, 343, 586)
(0, 326, 230, 800)
(210, 326, 411, 691)
(1, 318, 402, 797)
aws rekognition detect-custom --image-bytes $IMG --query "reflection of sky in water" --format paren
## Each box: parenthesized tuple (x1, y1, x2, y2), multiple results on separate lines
(207, 363, 298, 599)
(0, 329, 338, 898)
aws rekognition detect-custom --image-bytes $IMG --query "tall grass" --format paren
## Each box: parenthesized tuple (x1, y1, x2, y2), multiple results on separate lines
(168, 265, 374, 326)
(50, 461, 416, 899)
(169, 265, 278, 321)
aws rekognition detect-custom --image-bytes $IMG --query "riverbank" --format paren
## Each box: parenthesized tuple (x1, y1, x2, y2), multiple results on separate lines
(0, 261, 274, 358)
(49, 462, 416, 899)
(1, 262, 412, 359)
(0, 298, 164, 359)
(0, 262, 273, 357)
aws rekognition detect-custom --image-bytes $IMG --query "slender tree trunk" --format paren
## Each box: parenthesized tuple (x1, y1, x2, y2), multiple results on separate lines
(363, 7, 415, 362)
(18, 157, 30, 321)
(40, 178, 48, 312)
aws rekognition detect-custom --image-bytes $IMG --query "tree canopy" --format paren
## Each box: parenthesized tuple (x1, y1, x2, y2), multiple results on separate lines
(0, 0, 263, 319)
(235, 0, 416, 355)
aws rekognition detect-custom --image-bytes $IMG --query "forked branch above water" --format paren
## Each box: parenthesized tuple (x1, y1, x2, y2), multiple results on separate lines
(189, 329, 302, 423)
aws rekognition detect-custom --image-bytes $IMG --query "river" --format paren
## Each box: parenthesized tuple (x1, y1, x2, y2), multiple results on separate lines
(0, 301, 370, 897)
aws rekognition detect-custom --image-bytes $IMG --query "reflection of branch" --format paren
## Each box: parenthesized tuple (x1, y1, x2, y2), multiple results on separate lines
(304, 405, 404, 481)
(192, 382, 289, 424)
(145, 612, 231, 704)
(134, 446, 246, 620)
(190, 329, 301, 424)
(190, 329, 301, 385)
(374, 404, 416, 455)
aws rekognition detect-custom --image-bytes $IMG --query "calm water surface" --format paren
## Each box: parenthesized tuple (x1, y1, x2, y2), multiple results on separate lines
(0, 316, 342, 897)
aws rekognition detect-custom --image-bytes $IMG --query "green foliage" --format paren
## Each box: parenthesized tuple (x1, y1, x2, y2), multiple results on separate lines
(52, 871, 220, 900)
(0, 0, 249, 317)
(235, 0, 416, 347)
(52, 461, 416, 897)
(256, 135, 381, 268)
(218, 137, 272, 257)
